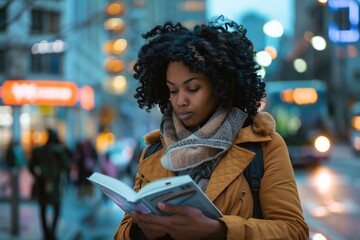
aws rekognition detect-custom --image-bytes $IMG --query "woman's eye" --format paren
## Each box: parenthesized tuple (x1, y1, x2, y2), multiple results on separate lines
(169, 89, 178, 94)
(188, 87, 199, 92)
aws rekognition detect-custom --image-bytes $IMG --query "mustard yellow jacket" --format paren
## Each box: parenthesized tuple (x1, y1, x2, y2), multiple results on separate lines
(114, 112, 309, 240)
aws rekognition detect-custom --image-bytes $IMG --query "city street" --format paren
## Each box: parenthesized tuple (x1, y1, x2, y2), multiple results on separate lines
(0, 173, 125, 240)
(0, 1, 359, 239)
(296, 143, 360, 240)
(0, 142, 359, 240)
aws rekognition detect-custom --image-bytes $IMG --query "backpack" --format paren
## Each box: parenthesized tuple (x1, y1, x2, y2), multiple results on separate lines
(144, 141, 264, 219)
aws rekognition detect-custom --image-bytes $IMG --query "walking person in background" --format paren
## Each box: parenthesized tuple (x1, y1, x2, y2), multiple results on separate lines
(1, 139, 27, 198)
(28, 128, 70, 240)
(114, 15, 309, 240)
(73, 139, 98, 198)
(99, 152, 117, 179)
(99, 152, 117, 202)
(5, 139, 27, 170)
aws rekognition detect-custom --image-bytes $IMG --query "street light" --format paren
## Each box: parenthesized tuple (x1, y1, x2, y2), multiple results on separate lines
(255, 51, 272, 67)
(293, 58, 307, 73)
(263, 20, 284, 38)
(311, 36, 327, 51)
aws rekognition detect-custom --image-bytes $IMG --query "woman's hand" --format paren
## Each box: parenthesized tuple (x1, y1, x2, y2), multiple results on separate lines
(132, 202, 226, 240)
(132, 211, 168, 239)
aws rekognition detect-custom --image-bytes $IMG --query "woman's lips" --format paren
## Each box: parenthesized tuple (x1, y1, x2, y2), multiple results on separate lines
(177, 112, 192, 121)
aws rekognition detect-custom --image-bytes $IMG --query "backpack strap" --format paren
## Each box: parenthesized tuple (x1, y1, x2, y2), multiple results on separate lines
(239, 142, 264, 219)
(144, 141, 163, 158)
(144, 141, 264, 219)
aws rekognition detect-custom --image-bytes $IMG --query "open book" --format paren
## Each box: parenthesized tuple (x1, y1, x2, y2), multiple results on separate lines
(87, 172, 222, 219)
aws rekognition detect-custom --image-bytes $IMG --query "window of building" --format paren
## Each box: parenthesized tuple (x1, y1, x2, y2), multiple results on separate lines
(0, 7, 6, 32)
(31, 9, 60, 34)
(30, 53, 63, 74)
(181, 1, 205, 12)
(0, 49, 5, 73)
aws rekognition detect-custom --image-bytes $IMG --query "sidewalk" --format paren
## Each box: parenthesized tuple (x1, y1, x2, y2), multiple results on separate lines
(0, 184, 107, 240)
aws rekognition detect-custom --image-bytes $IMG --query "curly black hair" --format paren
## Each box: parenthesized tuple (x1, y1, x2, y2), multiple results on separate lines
(133, 15, 265, 118)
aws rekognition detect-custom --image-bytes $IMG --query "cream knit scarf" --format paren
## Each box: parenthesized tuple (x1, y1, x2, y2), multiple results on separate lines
(160, 106, 248, 171)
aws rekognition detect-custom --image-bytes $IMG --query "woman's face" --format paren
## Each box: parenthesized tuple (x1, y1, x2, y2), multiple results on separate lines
(166, 61, 220, 128)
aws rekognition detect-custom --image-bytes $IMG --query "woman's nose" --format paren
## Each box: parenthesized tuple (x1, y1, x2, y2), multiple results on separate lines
(176, 91, 188, 106)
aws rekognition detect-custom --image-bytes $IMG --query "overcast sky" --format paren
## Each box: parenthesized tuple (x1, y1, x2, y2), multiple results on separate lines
(206, 0, 294, 36)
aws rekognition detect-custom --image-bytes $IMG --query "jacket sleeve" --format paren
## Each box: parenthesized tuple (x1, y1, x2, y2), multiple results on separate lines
(219, 132, 309, 240)
(114, 143, 150, 240)
(113, 169, 142, 240)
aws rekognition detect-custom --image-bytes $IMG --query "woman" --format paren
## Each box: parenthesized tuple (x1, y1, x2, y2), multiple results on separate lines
(114, 16, 309, 240)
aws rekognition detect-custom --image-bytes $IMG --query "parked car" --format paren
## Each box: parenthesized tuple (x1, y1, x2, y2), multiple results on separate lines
(349, 102, 360, 155)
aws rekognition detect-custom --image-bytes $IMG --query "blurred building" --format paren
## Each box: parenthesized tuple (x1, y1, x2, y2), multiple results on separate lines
(0, 0, 110, 157)
(241, 12, 283, 80)
(0, 0, 206, 157)
(280, 0, 360, 138)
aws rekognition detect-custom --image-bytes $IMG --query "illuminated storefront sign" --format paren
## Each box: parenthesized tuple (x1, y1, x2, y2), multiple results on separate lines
(328, 0, 359, 43)
(2, 80, 78, 106)
(80, 85, 95, 110)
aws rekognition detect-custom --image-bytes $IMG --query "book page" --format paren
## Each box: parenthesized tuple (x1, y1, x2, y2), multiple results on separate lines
(95, 183, 136, 213)
(140, 179, 223, 219)
(87, 172, 137, 202)
(137, 175, 193, 198)
(88, 172, 222, 218)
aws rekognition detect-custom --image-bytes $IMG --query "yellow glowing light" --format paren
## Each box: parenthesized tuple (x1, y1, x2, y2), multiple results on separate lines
(318, 0, 328, 4)
(112, 76, 127, 93)
(311, 206, 329, 217)
(106, 2, 125, 16)
(96, 131, 116, 153)
(280, 89, 293, 103)
(312, 233, 327, 240)
(107, 76, 127, 94)
(280, 88, 318, 105)
(103, 41, 114, 54)
(32, 130, 48, 145)
(293, 88, 318, 104)
(314, 135, 331, 153)
(181, 1, 205, 11)
(265, 46, 278, 59)
(352, 116, 360, 130)
(104, 18, 125, 33)
(314, 169, 332, 194)
(113, 39, 127, 54)
(104, 57, 125, 73)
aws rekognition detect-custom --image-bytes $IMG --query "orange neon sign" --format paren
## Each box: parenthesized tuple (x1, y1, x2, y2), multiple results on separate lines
(280, 87, 318, 105)
(2, 80, 78, 106)
(80, 85, 95, 110)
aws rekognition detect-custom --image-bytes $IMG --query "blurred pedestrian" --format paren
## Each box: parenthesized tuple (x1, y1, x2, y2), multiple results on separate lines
(4, 139, 27, 170)
(99, 152, 117, 178)
(1, 139, 27, 198)
(73, 139, 98, 198)
(99, 152, 117, 202)
(28, 128, 70, 240)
